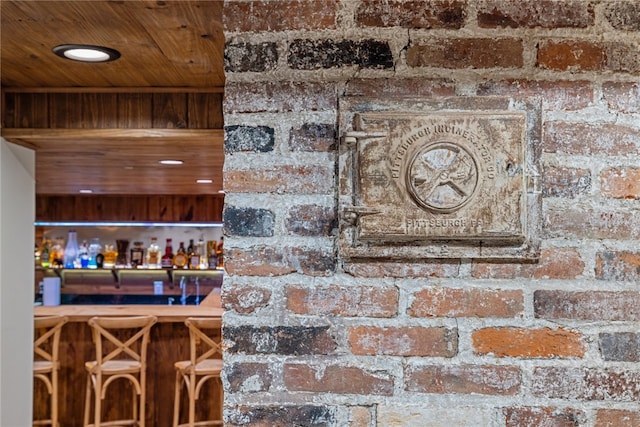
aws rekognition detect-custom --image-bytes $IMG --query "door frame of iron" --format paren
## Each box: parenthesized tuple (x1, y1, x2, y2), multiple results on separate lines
(338, 97, 542, 261)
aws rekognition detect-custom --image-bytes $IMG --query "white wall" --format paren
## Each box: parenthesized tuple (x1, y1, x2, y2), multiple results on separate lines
(1, 139, 35, 426)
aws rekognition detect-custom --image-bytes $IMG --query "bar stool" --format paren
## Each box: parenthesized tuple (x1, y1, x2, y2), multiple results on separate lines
(173, 317, 223, 427)
(34, 315, 68, 427)
(83, 315, 157, 427)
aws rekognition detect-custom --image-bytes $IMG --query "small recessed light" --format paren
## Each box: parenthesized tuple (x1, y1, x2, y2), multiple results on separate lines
(196, 179, 213, 184)
(159, 160, 184, 165)
(218, 190, 226, 194)
(53, 44, 120, 63)
(79, 189, 93, 194)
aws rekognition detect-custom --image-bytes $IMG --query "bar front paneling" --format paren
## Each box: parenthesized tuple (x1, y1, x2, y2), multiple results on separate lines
(34, 305, 223, 426)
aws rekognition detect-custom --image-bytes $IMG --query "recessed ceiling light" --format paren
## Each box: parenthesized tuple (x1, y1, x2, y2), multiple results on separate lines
(79, 189, 93, 194)
(196, 179, 213, 184)
(159, 160, 184, 165)
(53, 44, 120, 63)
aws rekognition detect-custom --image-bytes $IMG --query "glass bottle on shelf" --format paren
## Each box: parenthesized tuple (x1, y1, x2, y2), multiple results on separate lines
(51, 236, 65, 268)
(79, 240, 90, 268)
(216, 236, 224, 269)
(197, 237, 207, 269)
(161, 238, 174, 268)
(130, 241, 145, 268)
(102, 244, 117, 268)
(40, 240, 50, 268)
(173, 241, 188, 269)
(116, 239, 129, 267)
(207, 240, 217, 269)
(146, 237, 161, 269)
(188, 239, 201, 269)
(63, 230, 79, 269)
(88, 238, 101, 269)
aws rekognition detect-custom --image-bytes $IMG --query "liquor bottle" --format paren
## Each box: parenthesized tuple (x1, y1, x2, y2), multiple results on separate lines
(79, 240, 90, 268)
(34, 243, 41, 266)
(88, 238, 101, 269)
(130, 241, 145, 268)
(197, 237, 207, 269)
(216, 236, 224, 269)
(146, 237, 161, 268)
(207, 240, 218, 269)
(188, 239, 201, 269)
(51, 237, 65, 268)
(161, 238, 174, 268)
(63, 230, 79, 269)
(40, 240, 51, 268)
(173, 241, 188, 269)
(102, 244, 117, 268)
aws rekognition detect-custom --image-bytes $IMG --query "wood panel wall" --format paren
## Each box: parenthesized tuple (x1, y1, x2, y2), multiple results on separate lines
(36, 194, 224, 222)
(2, 92, 224, 129)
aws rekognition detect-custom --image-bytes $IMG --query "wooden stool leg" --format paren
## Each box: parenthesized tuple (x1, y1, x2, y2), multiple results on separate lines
(188, 372, 196, 427)
(51, 368, 58, 427)
(94, 376, 101, 427)
(83, 374, 92, 427)
(173, 371, 182, 427)
(140, 371, 146, 427)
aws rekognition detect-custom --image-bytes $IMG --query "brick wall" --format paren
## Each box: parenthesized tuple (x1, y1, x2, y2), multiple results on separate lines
(221, 1, 639, 426)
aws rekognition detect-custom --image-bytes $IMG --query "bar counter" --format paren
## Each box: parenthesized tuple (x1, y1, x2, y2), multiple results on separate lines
(34, 297, 223, 426)
(34, 300, 224, 321)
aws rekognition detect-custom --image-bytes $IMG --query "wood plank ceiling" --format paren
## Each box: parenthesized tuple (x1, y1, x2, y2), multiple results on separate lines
(0, 1, 226, 195)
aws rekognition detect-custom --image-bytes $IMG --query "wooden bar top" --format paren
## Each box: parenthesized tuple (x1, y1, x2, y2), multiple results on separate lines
(34, 294, 223, 322)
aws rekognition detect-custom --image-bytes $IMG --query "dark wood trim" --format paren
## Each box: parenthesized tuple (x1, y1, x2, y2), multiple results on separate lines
(2, 87, 224, 93)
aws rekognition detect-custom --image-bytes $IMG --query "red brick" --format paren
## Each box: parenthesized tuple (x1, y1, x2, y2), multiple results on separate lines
(224, 81, 336, 114)
(478, 0, 594, 28)
(289, 123, 336, 152)
(536, 40, 605, 71)
(604, 2, 640, 31)
(226, 362, 274, 392)
(603, 81, 640, 113)
(532, 367, 640, 400)
(544, 122, 640, 156)
(345, 77, 456, 98)
(408, 287, 523, 318)
(504, 407, 585, 427)
(405, 364, 521, 395)
(600, 168, 640, 199)
(477, 80, 593, 111)
(343, 261, 460, 278)
(534, 290, 640, 322)
(349, 407, 372, 427)
(471, 248, 584, 279)
(284, 363, 394, 395)
(595, 410, 640, 427)
(607, 43, 640, 74)
(286, 204, 336, 236)
(407, 38, 523, 69)
(223, 0, 338, 32)
(596, 251, 640, 282)
(222, 285, 272, 314)
(225, 246, 335, 277)
(224, 164, 334, 194)
(348, 326, 457, 357)
(225, 325, 337, 355)
(472, 327, 585, 358)
(286, 284, 398, 317)
(544, 207, 640, 240)
(356, 0, 467, 29)
(542, 166, 591, 198)
(228, 405, 335, 426)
